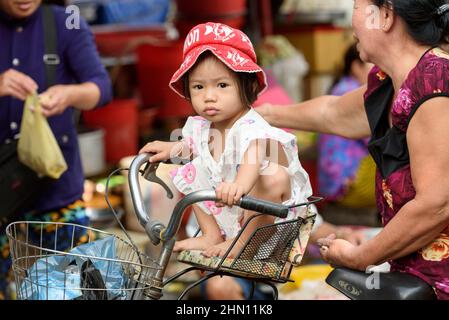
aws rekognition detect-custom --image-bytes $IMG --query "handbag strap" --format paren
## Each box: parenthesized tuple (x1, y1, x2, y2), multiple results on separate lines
(42, 5, 59, 88)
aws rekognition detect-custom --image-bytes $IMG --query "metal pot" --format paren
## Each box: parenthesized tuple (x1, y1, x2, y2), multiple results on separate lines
(86, 206, 124, 229)
(77, 127, 106, 177)
(85, 194, 123, 229)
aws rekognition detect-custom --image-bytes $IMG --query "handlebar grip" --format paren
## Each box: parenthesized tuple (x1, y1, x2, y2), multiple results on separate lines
(239, 196, 289, 218)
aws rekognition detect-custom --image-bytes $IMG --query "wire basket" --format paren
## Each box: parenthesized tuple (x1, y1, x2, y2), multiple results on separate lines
(6, 221, 162, 300)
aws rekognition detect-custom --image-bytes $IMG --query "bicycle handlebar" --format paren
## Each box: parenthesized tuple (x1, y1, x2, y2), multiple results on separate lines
(128, 153, 152, 227)
(160, 190, 289, 241)
(239, 196, 289, 218)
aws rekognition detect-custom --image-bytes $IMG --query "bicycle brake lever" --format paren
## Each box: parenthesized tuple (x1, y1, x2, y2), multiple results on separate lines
(141, 161, 174, 199)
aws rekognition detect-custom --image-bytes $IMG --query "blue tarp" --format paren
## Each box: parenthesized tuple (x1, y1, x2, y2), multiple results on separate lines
(95, 0, 170, 26)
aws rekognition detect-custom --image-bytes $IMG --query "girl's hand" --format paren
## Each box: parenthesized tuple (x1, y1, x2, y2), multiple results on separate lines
(139, 141, 184, 163)
(0, 69, 38, 100)
(215, 182, 245, 207)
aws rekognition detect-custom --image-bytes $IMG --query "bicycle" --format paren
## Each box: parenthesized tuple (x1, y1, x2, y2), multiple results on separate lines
(7, 153, 321, 300)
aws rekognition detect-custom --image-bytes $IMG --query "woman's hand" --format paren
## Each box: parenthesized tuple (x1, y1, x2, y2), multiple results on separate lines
(215, 182, 246, 207)
(335, 226, 366, 245)
(39, 85, 74, 117)
(0, 69, 38, 100)
(139, 140, 186, 163)
(317, 234, 365, 271)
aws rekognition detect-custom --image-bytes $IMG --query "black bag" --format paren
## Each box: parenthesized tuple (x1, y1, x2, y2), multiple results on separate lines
(0, 5, 59, 219)
(0, 140, 53, 218)
(76, 260, 108, 300)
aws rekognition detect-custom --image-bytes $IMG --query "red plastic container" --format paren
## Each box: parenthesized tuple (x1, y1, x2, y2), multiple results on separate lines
(174, 0, 247, 37)
(175, 0, 247, 17)
(175, 15, 246, 38)
(83, 99, 138, 163)
(302, 159, 318, 197)
(136, 41, 193, 118)
(93, 25, 168, 57)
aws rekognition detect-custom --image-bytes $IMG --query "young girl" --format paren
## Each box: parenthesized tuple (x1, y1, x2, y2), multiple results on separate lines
(140, 22, 313, 258)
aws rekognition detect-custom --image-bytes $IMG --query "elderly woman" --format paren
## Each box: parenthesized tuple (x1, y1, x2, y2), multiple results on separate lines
(257, 0, 449, 299)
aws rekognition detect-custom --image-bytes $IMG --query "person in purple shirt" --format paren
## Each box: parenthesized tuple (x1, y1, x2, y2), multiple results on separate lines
(318, 44, 375, 205)
(0, 0, 112, 299)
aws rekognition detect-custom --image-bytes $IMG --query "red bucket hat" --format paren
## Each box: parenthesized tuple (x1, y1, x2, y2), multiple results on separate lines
(169, 22, 268, 99)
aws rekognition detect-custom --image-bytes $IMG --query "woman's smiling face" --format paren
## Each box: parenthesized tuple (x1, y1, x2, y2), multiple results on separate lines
(351, 0, 390, 64)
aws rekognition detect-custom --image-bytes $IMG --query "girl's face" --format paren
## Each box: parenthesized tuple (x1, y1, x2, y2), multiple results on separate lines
(0, 0, 42, 19)
(188, 55, 248, 129)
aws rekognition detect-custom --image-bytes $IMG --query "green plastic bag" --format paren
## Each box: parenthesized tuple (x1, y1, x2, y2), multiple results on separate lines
(17, 94, 67, 179)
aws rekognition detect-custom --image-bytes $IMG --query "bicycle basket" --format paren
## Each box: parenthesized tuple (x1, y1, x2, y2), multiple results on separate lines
(6, 221, 162, 300)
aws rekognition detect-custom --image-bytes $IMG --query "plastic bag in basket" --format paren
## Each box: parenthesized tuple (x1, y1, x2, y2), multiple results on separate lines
(17, 94, 67, 179)
(21, 236, 129, 300)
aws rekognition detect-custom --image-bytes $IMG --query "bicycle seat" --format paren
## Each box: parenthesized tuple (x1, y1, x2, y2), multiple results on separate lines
(326, 267, 437, 300)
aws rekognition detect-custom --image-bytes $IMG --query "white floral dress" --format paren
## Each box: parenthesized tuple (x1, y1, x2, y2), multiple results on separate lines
(170, 108, 313, 239)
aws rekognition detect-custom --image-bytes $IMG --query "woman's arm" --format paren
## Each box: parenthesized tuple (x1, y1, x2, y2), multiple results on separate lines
(365, 96, 449, 262)
(310, 221, 366, 245)
(39, 82, 101, 116)
(257, 85, 371, 139)
(319, 97, 449, 270)
(66, 82, 101, 110)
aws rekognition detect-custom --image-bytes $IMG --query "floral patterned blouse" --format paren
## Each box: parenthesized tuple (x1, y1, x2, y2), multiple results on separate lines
(364, 47, 449, 299)
(170, 109, 313, 239)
